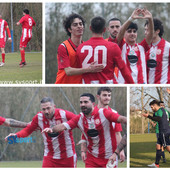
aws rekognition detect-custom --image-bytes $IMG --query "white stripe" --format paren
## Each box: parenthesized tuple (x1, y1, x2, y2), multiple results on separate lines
(98, 108, 113, 159)
(22, 28, 27, 42)
(38, 113, 49, 157)
(0, 20, 5, 38)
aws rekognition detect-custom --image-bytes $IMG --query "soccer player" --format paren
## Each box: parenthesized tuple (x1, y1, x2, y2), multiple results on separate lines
(80, 87, 126, 166)
(42, 93, 127, 167)
(76, 16, 134, 84)
(117, 8, 154, 84)
(145, 18, 170, 84)
(142, 100, 170, 168)
(0, 14, 12, 66)
(16, 9, 36, 67)
(55, 13, 103, 84)
(5, 97, 77, 168)
(0, 116, 28, 127)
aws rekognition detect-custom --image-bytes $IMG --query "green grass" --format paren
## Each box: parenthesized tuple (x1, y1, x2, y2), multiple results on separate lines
(130, 133, 170, 168)
(0, 52, 42, 84)
(0, 159, 126, 168)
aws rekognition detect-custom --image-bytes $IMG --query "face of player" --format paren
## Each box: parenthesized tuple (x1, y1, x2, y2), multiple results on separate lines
(41, 102, 55, 119)
(124, 28, 137, 45)
(80, 96, 93, 116)
(145, 25, 157, 40)
(98, 91, 111, 107)
(108, 20, 121, 39)
(69, 18, 84, 37)
(150, 104, 159, 112)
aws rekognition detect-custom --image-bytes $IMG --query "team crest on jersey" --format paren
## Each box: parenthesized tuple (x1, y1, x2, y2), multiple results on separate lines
(129, 50, 135, 55)
(150, 53, 155, 58)
(95, 119, 100, 125)
(56, 120, 61, 125)
(156, 49, 161, 55)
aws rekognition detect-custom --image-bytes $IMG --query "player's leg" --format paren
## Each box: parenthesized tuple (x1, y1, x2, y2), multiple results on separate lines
(1, 48, 5, 66)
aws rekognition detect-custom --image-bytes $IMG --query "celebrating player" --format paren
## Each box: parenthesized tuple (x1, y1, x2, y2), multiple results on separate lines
(55, 13, 103, 84)
(0, 116, 27, 128)
(117, 8, 154, 84)
(5, 97, 77, 168)
(80, 87, 126, 166)
(16, 9, 36, 67)
(42, 93, 127, 167)
(0, 14, 12, 67)
(142, 100, 170, 168)
(145, 18, 170, 84)
(76, 16, 134, 84)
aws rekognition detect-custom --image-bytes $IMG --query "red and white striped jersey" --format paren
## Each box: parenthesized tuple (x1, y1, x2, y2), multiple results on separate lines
(0, 116, 5, 125)
(118, 39, 149, 84)
(19, 14, 36, 39)
(16, 108, 76, 159)
(63, 107, 120, 159)
(0, 19, 8, 39)
(146, 38, 170, 84)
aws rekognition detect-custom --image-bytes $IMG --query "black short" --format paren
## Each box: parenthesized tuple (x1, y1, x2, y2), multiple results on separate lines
(157, 133, 170, 147)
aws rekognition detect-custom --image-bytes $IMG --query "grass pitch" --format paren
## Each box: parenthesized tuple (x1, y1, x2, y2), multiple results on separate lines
(0, 52, 42, 84)
(130, 133, 170, 168)
(0, 159, 126, 168)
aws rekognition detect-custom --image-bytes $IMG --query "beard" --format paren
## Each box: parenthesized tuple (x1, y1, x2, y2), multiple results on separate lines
(81, 106, 92, 115)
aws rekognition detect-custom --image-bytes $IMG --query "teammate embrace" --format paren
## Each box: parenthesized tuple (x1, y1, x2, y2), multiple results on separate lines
(55, 8, 170, 84)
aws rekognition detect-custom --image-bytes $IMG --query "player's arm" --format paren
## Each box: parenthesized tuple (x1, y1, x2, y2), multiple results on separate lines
(64, 62, 104, 76)
(117, 8, 143, 44)
(3, 118, 28, 128)
(5, 25, 12, 42)
(142, 113, 161, 122)
(142, 8, 154, 45)
(115, 132, 125, 162)
(5, 116, 38, 141)
(16, 22, 21, 26)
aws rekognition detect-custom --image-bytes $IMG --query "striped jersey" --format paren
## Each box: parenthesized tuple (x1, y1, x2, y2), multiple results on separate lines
(0, 116, 5, 125)
(118, 39, 149, 84)
(0, 19, 8, 39)
(63, 107, 120, 159)
(19, 14, 36, 39)
(146, 38, 170, 84)
(16, 109, 76, 159)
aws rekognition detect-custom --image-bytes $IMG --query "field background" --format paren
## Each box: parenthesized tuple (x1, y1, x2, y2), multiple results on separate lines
(130, 133, 170, 168)
(0, 160, 126, 168)
(0, 52, 42, 84)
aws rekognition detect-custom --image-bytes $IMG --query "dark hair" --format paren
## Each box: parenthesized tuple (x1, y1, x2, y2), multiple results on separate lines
(41, 97, 54, 105)
(127, 22, 138, 31)
(91, 16, 106, 34)
(145, 18, 164, 37)
(80, 93, 95, 103)
(149, 100, 160, 106)
(63, 13, 85, 37)
(23, 9, 29, 14)
(97, 87, 112, 95)
(108, 18, 122, 25)
(159, 101, 164, 104)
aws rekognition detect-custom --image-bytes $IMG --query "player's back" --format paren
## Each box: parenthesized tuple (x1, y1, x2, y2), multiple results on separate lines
(77, 37, 121, 84)
(20, 14, 35, 29)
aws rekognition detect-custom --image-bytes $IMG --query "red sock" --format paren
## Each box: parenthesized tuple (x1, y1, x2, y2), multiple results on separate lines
(2, 53, 5, 63)
(20, 49, 25, 63)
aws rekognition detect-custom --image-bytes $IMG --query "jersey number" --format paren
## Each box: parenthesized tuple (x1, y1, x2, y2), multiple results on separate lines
(28, 18, 32, 26)
(81, 45, 107, 68)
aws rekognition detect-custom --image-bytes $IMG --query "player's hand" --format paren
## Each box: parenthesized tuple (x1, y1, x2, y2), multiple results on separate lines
(41, 128, 53, 134)
(142, 113, 149, 118)
(166, 88, 170, 94)
(119, 150, 125, 162)
(141, 8, 152, 19)
(8, 38, 12, 43)
(81, 151, 87, 162)
(5, 133, 16, 142)
(109, 153, 117, 164)
(131, 8, 143, 19)
(88, 61, 104, 73)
